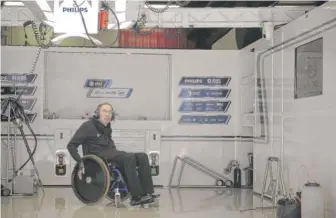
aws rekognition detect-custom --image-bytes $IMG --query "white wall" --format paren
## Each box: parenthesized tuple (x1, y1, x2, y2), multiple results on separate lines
(243, 2, 336, 217)
(1, 46, 254, 188)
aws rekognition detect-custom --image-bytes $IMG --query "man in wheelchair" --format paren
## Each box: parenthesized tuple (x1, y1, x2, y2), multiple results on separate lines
(67, 102, 159, 206)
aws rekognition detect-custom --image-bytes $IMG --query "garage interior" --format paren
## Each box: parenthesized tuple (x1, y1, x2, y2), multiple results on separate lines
(1, 1, 336, 218)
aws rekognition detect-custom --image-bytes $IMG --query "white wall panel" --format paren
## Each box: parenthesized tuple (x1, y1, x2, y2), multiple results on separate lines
(1, 46, 254, 187)
(44, 51, 171, 120)
(244, 3, 336, 217)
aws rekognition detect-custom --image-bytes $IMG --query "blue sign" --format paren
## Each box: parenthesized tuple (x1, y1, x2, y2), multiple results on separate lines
(1, 86, 37, 96)
(84, 79, 112, 88)
(179, 101, 231, 113)
(179, 88, 230, 98)
(1, 74, 37, 83)
(179, 115, 231, 125)
(87, 88, 133, 98)
(179, 77, 231, 86)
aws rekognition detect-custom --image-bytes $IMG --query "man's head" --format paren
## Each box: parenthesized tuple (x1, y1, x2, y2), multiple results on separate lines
(95, 102, 114, 126)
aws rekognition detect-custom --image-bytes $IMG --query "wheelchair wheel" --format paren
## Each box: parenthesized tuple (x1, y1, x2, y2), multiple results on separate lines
(71, 155, 111, 204)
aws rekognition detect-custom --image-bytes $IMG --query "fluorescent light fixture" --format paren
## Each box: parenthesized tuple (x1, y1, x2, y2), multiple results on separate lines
(4, 1, 24, 6)
(144, 4, 180, 9)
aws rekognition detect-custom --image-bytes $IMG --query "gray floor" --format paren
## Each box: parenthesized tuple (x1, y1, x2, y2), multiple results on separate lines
(1, 187, 277, 218)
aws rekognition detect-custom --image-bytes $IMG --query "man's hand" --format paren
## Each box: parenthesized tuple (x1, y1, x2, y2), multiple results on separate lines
(77, 161, 85, 180)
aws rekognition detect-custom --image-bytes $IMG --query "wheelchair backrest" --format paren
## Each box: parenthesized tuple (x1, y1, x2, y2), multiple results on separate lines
(81, 144, 111, 166)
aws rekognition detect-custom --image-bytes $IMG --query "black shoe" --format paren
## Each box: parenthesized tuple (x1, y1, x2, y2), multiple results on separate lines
(149, 193, 160, 199)
(130, 195, 154, 206)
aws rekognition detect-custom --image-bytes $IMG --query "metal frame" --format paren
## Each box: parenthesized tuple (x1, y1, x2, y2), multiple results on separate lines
(1, 83, 17, 191)
(1, 7, 38, 26)
(1, 82, 41, 196)
(2, 3, 315, 28)
(168, 155, 232, 188)
(135, 6, 316, 28)
(260, 157, 286, 206)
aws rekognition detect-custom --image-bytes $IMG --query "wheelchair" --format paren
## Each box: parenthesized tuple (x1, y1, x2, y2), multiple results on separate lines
(71, 154, 130, 207)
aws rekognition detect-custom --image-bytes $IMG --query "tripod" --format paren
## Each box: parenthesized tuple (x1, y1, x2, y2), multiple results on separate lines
(1, 98, 44, 195)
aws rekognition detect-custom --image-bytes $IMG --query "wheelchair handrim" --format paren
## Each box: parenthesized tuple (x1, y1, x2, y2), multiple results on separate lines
(71, 155, 111, 204)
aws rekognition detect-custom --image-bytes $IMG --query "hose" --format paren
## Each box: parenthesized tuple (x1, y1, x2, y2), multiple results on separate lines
(74, 0, 120, 47)
(145, 0, 172, 13)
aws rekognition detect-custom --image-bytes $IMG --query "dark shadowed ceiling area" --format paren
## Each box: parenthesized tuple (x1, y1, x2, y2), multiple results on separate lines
(146, 1, 327, 49)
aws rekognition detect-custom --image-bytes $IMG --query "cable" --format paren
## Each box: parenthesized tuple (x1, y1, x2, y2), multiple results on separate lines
(132, 5, 181, 39)
(132, 5, 160, 36)
(132, 13, 159, 36)
(1, 98, 44, 192)
(18, 20, 54, 103)
(2, 98, 38, 172)
(74, 0, 120, 47)
(22, 21, 54, 48)
(145, 0, 172, 13)
(16, 121, 38, 172)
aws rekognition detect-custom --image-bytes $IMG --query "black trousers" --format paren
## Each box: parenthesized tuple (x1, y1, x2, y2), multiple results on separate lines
(106, 152, 154, 197)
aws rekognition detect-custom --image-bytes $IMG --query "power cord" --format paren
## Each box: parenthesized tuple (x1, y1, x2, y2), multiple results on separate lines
(18, 20, 54, 104)
(145, 0, 172, 13)
(133, 4, 160, 36)
(1, 98, 44, 193)
(74, 0, 120, 47)
(23, 21, 53, 48)
(133, 3, 182, 39)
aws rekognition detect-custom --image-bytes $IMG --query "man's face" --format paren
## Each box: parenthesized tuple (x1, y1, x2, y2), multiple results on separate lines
(99, 104, 113, 125)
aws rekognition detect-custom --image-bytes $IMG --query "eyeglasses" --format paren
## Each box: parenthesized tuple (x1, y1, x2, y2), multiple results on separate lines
(101, 109, 113, 116)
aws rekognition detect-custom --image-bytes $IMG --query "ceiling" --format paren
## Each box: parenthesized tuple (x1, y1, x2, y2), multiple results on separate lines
(1, 1, 328, 49)
(146, 1, 327, 49)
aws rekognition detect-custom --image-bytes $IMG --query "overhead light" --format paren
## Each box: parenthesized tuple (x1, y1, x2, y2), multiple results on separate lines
(144, 4, 180, 9)
(4, 1, 24, 6)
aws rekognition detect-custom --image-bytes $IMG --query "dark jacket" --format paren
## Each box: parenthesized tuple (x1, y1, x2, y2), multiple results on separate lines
(67, 118, 125, 162)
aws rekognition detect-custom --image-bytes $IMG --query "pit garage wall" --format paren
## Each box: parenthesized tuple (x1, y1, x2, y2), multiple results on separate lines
(243, 3, 336, 217)
(1, 46, 254, 187)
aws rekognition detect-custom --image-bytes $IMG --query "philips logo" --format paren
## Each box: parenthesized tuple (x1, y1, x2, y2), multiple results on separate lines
(62, 7, 88, 12)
